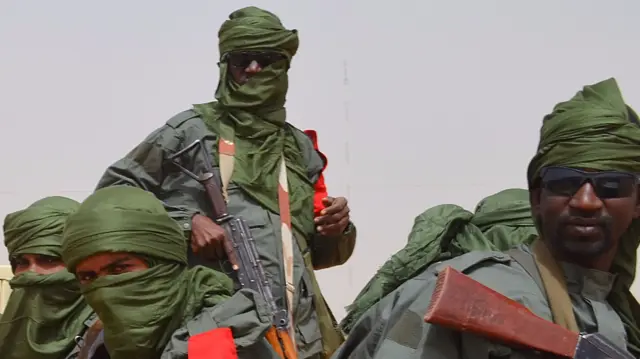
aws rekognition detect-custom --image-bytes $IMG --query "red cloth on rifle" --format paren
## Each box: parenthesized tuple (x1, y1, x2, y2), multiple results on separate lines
(187, 327, 238, 359)
(304, 130, 329, 216)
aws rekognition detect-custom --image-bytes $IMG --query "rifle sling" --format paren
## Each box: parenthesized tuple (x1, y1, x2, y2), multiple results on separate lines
(531, 239, 580, 332)
(218, 139, 298, 356)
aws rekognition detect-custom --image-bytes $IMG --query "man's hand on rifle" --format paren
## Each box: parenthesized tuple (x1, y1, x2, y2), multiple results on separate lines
(190, 214, 239, 269)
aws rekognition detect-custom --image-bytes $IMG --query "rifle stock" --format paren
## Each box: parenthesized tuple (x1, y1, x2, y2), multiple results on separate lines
(424, 266, 579, 357)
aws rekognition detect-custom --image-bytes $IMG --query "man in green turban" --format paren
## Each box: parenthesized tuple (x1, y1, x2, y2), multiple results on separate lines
(0, 196, 97, 359)
(94, 6, 354, 358)
(61, 185, 286, 359)
(331, 78, 640, 358)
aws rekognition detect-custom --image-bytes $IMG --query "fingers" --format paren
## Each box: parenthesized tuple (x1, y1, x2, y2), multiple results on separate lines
(221, 235, 240, 270)
(318, 217, 350, 236)
(321, 196, 334, 207)
(315, 203, 350, 226)
(320, 197, 347, 216)
(191, 232, 208, 254)
(191, 225, 237, 267)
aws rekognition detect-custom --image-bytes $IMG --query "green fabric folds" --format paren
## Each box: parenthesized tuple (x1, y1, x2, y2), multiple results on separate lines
(62, 186, 234, 359)
(0, 196, 93, 359)
(4, 196, 79, 259)
(193, 6, 314, 235)
(527, 78, 640, 356)
(340, 189, 538, 333)
(527, 78, 640, 183)
(218, 6, 299, 60)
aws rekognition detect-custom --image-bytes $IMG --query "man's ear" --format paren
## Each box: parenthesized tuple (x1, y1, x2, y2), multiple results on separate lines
(530, 187, 542, 217)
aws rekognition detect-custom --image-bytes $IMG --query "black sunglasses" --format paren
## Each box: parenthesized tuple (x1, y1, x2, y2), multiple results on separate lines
(540, 166, 639, 199)
(225, 51, 287, 69)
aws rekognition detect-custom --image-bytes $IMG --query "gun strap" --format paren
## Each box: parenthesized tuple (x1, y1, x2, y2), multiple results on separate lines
(276, 155, 298, 329)
(506, 248, 544, 295)
(77, 319, 104, 359)
(530, 239, 580, 333)
(218, 138, 298, 356)
(218, 139, 235, 202)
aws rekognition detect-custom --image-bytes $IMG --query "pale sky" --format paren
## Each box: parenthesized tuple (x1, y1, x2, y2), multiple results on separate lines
(2, 0, 640, 319)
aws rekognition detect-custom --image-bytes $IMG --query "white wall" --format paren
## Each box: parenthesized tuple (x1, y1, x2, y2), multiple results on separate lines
(2, 0, 640, 319)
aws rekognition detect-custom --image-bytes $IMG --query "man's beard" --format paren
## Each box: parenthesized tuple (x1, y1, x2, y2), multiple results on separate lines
(543, 215, 614, 260)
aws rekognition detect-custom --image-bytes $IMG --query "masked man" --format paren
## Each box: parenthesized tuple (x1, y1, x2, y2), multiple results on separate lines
(61, 186, 284, 359)
(95, 7, 355, 358)
(0, 197, 97, 359)
(332, 78, 640, 358)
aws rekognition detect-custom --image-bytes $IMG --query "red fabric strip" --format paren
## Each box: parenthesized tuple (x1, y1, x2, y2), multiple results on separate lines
(188, 327, 238, 359)
(304, 130, 329, 216)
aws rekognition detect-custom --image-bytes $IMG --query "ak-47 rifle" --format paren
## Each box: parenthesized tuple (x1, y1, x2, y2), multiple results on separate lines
(424, 266, 633, 358)
(168, 139, 297, 359)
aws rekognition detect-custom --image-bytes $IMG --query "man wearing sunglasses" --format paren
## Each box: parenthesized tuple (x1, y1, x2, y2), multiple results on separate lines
(331, 78, 640, 358)
(95, 6, 354, 359)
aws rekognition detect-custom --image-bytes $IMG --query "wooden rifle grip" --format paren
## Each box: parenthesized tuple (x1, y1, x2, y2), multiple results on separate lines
(201, 173, 228, 220)
(278, 329, 298, 359)
(265, 326, 298, 359)
(265, 327, 285, 358)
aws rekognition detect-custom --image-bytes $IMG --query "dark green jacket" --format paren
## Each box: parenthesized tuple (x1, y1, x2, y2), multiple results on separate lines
(333, 246, 630, 358)
(96, 110, 356, 358)
(162, 289, 280, 359)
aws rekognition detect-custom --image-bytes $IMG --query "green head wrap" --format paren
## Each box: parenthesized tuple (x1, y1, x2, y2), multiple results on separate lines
(218, 6, 298, 60)
(193, 7, 314, 238)
(527, 78, 640, 184)
(4, 196, 79, 259)
(526, 78, 640, 355)
(340, 188, 538, 333)
(0, 196, 94, 359)
(61, 186, 233, 359)
(215, 6, 298, 113)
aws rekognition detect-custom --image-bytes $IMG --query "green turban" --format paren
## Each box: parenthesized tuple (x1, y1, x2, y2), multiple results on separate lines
(218, 6, 299, 60)
(193, 6, 314, 239)
(0, 196, 94, 359)
(62, 186, 234, 359)
(340, 188, 538, 333)
(4, 196, 79, 259)
(527, 78, 640, 184)
(526, 78, 640, 356)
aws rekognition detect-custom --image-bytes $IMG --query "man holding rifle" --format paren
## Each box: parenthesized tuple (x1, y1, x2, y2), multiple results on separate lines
(96, 6, 355, 359)
(332, 78, 640, 358)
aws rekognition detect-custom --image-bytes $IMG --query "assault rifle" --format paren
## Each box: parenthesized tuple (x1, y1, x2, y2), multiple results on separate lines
(424, 267, 633, 358)
(168, 139, 297, 359)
